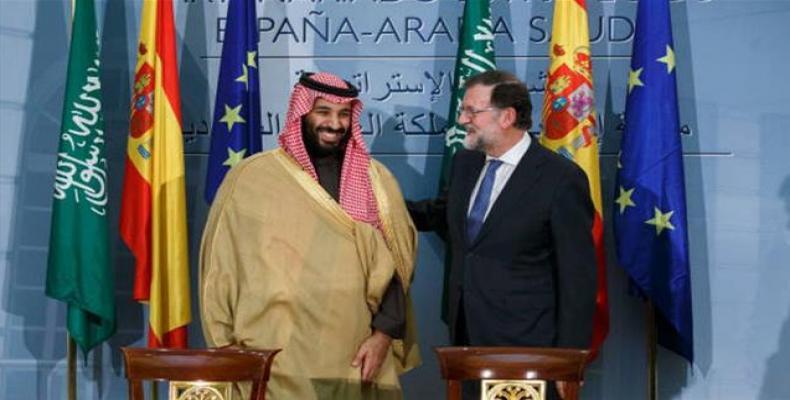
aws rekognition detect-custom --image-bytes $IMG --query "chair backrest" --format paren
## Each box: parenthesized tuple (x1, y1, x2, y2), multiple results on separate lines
(434, 346, 590, 400)
(122, 347, 280, 400)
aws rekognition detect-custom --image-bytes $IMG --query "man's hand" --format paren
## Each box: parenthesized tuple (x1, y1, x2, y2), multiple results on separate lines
(351, 330, 393, 381)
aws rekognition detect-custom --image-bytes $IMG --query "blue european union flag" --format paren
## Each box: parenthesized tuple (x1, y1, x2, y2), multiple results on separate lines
(613, 0, 693, 363)
(205, 0, 262, 203)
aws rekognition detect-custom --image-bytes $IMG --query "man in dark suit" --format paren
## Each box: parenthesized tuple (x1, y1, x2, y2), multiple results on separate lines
(408, 70, 596, 399)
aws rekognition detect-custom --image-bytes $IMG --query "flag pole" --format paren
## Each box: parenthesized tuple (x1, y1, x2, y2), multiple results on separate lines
(148, 326, 158, 400)
(646, 301, 657, 400)
(67, 334, 76, 400)
(436, 0, 496, 324)
(65, 6, 77, 400)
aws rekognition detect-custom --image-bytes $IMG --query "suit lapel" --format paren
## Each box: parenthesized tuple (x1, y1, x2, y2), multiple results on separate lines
(456, 152, 485, 247)
(470, 140, 547, 247)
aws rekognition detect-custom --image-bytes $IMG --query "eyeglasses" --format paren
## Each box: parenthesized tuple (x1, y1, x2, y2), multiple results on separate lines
(459, 106, 498, 118)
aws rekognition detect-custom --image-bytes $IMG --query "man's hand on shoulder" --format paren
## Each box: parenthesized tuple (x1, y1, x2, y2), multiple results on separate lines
(351, 330, 392, 381)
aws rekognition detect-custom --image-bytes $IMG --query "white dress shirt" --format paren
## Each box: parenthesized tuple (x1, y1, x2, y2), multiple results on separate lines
(467, 132, 532, 220)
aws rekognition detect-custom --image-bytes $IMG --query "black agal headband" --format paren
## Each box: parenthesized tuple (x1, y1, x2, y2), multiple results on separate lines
(298, 72, 359, 98)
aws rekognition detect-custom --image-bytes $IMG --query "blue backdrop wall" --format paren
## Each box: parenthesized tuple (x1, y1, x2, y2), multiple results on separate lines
(1, 0, 788, 399)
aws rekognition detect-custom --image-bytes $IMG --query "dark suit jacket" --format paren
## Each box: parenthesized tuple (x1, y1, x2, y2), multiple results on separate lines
(409, 140, 596, 349)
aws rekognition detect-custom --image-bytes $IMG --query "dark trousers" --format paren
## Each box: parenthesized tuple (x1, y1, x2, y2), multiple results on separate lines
(455, 300, 560, 400)
(454, 301, 480, 400)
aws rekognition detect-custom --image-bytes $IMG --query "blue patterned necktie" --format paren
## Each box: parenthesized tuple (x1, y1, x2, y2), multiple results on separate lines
(466, 159, 503, 242)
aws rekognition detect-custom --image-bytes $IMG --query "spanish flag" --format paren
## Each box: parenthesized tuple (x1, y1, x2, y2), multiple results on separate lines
(540, 0, 609, 357)
(120, 0, 190, 348)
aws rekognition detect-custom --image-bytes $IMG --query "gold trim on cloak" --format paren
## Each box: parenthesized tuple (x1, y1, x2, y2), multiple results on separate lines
(273, 149, 421, 374)
(272, 149, 356, 232)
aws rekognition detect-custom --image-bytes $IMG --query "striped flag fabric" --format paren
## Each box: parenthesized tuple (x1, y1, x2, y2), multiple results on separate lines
(540, 0, 609, 356)
(120, 0, 191, 348)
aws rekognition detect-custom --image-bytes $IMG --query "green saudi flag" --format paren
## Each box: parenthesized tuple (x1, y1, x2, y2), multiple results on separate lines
(45, 0, 115, 354)
(439, 0, 497, 186)
(438, 0, 496, 321)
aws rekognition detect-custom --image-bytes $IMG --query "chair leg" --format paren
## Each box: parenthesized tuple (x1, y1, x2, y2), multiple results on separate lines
(130, 381, 144, 400)
(447, 380, 461, 400)
(564, 382, 580, 400)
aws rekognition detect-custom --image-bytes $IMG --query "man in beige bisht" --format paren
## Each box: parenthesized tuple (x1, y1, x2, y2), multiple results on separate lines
(200, 72, 420, 399)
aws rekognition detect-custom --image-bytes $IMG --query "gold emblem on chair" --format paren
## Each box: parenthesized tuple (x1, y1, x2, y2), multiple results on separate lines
(482, 379, 546, 400)
(169, 381, 232, 400)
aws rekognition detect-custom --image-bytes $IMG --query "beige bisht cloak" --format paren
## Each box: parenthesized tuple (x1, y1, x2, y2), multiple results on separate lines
(200, 149, 420, 399)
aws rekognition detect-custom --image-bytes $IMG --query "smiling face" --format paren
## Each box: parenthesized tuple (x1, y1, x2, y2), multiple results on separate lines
(302, 97, 353, 157)
(458, 84, 503, 153)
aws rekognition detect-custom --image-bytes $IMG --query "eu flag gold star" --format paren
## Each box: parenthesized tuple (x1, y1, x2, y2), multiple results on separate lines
(615, 186, 636, 214)
(628, 67, 645, 93)
(247, 51, 257, 68)
(645, 207, 675, 235)
(657, 45, 676, 74)
(235, 65, 249, 90)
(219, 104, 245, 131)
(223, 147, 247, 167)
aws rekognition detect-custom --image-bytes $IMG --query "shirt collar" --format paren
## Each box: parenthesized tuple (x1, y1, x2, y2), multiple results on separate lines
(486, 132, 532, 166)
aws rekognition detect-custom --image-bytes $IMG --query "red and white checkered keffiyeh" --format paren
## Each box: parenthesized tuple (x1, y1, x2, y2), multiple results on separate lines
(278, 72, 381, 229)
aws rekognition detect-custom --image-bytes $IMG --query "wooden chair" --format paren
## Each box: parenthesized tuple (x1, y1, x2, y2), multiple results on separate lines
(434, 347, 590, 400)
(122, 347, 280, 400)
